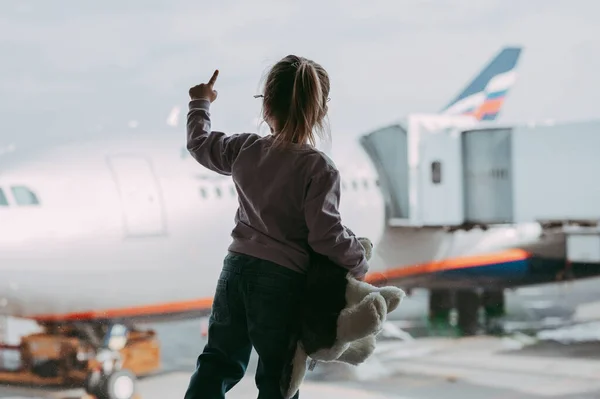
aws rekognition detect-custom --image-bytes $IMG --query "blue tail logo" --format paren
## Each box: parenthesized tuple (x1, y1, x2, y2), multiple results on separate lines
(441, 47, 522, 122)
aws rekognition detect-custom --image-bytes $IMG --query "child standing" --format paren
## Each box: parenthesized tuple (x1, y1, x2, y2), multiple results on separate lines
(184, 55, 368, 399)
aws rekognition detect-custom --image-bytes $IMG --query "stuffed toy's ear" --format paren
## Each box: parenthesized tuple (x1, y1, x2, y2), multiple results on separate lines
(357, 237, 373, 261)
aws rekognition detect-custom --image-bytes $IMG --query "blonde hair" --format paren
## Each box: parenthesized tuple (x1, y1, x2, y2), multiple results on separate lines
(261, 55, 330, 147)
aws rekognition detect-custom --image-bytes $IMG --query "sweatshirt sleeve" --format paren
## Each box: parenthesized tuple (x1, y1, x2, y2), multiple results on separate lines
(303, 167, 369, 279)
(186, 99, 256, 175)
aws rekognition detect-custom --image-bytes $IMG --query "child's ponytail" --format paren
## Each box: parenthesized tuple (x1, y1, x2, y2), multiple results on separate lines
(262, 55, 330, 147)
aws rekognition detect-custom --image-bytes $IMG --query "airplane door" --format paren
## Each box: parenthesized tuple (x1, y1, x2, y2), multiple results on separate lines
(107, 155, 167, 237)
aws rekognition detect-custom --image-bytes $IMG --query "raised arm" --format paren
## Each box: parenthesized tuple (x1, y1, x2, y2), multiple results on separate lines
(186, 99, 255, 175)
(303, 167, 369, 279)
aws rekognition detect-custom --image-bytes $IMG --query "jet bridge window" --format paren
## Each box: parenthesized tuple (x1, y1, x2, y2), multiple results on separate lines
(431, 161, 442, 184)
(11, 186, 40, 206)
(0, 188, 8, 206)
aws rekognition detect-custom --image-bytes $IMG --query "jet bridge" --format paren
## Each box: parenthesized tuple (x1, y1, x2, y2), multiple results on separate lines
(360, 115, 600, 336)
(360, 114, 477, 227)
(361, 116, 600, 229)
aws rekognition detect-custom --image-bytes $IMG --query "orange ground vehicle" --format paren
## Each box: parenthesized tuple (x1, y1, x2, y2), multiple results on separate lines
(0, 323, 160, 399)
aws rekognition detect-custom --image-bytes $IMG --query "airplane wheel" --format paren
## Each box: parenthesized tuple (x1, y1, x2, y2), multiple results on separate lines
(456, 290, 480, 336)
(96, 369, 137, 399)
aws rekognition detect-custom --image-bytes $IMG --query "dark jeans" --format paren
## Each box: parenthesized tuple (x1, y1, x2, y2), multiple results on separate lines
(184, 252, 306, 399)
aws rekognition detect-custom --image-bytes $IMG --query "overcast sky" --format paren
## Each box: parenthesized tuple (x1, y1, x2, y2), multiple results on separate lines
(0, 0, 598, 149)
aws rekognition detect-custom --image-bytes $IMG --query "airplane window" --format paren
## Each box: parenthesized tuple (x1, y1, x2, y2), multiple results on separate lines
(351, 180, 358, 190)
(230, 186, 236, 197)
(363, 179, 369, 189)
(0, 188, 8, 206)
(431, 161, 442, 184)
(215, 187, 222, 198)
(375, 179, 380, 187)
(11, 186, 40, 206)
(200, 187, 207, 199)
(341, 181, 347, 191)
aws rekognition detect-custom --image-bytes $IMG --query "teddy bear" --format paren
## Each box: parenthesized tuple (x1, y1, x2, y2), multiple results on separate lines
(280, 232, 405, 399)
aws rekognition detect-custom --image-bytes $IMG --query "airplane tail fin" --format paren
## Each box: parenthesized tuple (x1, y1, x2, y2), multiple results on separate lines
(441, 47, 522, 122)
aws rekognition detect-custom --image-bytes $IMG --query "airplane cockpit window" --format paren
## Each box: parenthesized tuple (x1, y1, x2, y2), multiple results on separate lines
(0, 188, 8, 206)
(11, 186, 40, 206)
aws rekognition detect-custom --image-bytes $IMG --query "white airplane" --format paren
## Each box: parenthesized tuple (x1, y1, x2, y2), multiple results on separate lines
(3, 45, 579, 398)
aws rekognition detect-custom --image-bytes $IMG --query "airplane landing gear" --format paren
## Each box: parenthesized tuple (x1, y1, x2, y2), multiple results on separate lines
(86, 368, 137, 399)
(83, 325, 139, 399)
(0, 322, 158, 399)
(428, 288, 505, 336)
(456, 290, 481, 336)
(428, 289, 453, 332)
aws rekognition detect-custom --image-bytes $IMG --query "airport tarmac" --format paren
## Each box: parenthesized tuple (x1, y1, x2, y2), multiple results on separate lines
(2, 334, 600, 399)
(2, 278, 600, 399)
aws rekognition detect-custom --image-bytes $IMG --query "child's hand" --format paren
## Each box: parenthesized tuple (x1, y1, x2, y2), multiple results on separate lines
(189, 70, 219, 102)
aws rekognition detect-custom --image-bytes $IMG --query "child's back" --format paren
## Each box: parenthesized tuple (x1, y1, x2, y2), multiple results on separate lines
(231, 133, 366, 276)
(184, 55, 368, 399)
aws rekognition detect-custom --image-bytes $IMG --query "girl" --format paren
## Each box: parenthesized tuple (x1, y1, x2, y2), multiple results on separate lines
(184, 55, 368, 399)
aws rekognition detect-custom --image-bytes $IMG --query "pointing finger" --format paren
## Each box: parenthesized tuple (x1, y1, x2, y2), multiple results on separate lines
(208, 69, 219, 87)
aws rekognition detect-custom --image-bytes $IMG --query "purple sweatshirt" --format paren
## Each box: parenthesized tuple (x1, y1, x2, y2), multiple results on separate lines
(186, 99, 368, 279)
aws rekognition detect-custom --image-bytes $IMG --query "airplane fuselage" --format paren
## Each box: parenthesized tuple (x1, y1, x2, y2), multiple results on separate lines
(0, 132, 387, 318)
